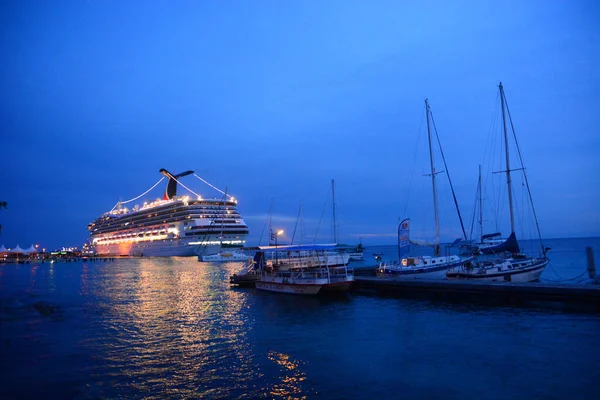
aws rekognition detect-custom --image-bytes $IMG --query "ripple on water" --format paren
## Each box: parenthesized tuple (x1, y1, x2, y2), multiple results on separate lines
(1, 258, 599, 399)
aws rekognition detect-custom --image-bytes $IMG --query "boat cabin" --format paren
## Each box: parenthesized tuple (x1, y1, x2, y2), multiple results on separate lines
(402, 255, 461, 267)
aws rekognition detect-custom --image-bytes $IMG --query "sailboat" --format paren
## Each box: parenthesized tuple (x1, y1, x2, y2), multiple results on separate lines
(468, 165, 520, 255)
(377, 99, 471, 279)
(447, 83, 549, 282)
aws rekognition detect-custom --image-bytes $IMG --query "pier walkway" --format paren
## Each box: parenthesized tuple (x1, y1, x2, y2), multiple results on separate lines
(352, 275, 600, 312)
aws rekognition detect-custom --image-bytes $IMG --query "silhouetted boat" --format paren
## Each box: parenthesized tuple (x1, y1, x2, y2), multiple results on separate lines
(447, 83, 549, 282)
(377, 99, 471, 279)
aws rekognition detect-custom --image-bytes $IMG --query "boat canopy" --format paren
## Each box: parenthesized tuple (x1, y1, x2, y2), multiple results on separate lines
(244, 244, 339, 253)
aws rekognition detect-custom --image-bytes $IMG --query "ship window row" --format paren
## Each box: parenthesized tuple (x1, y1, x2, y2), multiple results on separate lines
(98, 230, 169, 240)
(95, 201, 239, 223)
(93, 210, 241, 228)
(185, 229, 249, 237)
(131, 200, 237, 213)
(190, 225, 248, 231)
(95, 208, 240, 225)
(190, 221, 240, 228)
(93, 213, 243, 232)
(94, 219, 247, 235)
(94, 218, 179, 233)
(97, 226, 249, 242)
(108, 201, 238, 218)
(189, 225, 244, 231)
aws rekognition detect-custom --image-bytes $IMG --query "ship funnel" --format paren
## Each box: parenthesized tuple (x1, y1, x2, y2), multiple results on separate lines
(159, 169, 194, 200)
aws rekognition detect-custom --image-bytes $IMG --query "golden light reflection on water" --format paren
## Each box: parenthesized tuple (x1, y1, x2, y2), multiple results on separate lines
(94, 258, 261, 397)
(47, 263, 55, 293)
(29, 264, 38, 292)
(80, 263, 89, 296)
(267, 351, 310, 399)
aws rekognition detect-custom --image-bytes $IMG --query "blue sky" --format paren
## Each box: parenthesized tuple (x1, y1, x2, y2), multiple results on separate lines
(1, 0, 599, 249)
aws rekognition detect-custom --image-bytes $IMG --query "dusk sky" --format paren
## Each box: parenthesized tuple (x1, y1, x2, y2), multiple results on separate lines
(1, 0, 599, 250)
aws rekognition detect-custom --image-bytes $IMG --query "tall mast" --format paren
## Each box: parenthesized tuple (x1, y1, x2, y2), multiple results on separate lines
(331, 179, 337, 243)
(269, 198, 273, 245)
(499, 82, 516, 234)
(291, 201, 303, 245)
(478, 165, 483, 242)
(425, 99, 440, 255)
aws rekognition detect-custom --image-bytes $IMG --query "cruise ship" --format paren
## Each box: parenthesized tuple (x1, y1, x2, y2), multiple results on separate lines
(87, 169, 249, 257)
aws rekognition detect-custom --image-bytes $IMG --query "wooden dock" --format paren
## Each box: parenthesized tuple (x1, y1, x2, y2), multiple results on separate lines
(352, 276, 600, 313)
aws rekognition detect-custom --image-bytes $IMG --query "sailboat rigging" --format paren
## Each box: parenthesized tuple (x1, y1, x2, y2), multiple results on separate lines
(468, 165, 520, 255)
(378, 98, 471, 279)
(447, 82, 549, 282)
(290, 201, 304, 245)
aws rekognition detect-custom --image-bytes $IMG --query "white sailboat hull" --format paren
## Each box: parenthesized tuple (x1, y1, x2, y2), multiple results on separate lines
(378, 267, 449, 280)
(446, 258, 548, 282)
(377, 256, 466, 280)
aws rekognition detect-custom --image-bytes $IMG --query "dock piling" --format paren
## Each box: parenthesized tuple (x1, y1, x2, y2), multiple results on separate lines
(586, 247, 596, 282)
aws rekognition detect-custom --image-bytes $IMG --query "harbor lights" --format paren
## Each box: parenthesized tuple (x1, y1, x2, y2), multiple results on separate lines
(275, 230, 284, 248)
(274, 229, 284, 266)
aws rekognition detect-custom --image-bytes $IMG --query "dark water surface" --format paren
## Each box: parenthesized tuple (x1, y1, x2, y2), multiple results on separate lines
(1, 241, 599, 399)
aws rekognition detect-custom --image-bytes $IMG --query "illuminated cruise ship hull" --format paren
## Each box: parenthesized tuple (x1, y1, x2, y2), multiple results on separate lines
(88, 197, 249, 257)
(88, 169, 249, 257)
(93, 235, 246, 257)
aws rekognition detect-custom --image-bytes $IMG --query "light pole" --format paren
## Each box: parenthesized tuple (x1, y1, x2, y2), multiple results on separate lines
(275, 230, 283, 266)
(275, 230, 284, 247)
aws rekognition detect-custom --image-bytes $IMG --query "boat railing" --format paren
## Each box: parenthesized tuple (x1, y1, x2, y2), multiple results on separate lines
(272, 253, 346, 268)
(264, 269, 329, 279)
(328, 266, 353, 277)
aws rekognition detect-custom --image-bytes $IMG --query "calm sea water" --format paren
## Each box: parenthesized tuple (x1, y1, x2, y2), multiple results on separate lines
(1, 238, 598, 399)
